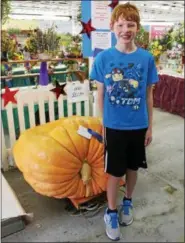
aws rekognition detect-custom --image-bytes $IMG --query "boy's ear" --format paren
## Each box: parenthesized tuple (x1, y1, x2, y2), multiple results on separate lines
(136, 27, 140, 33)
(110, 22, 114, 31)
(137, 24, 141, 33)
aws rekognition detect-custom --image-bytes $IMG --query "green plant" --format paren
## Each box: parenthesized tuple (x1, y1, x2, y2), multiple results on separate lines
(158, 27, 174, 51)
(77, 5, 82, 23)
(59, 33, 73, 48)
(63, 59, 78, 66)
(7, 28, 21, 35)
(170, 22, 184, 46)
(26, 25, 61, 54)
(1, 0, 11, 25)
(1, 31, 16, 53)
(135, 26, 149, 49)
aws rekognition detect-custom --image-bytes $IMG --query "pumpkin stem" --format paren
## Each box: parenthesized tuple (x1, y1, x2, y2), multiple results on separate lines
(80, 160, 91, 185)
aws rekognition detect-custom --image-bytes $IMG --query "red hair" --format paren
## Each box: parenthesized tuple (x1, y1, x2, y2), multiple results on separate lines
(111, 3, 140, 28)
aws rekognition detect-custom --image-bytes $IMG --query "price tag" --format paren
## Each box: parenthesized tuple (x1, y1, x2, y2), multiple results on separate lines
(77, 126, 92, 139)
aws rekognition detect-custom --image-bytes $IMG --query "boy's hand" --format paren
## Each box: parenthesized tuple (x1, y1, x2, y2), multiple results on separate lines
(145, 128, 152, 146)
(102, 126, 105, 144)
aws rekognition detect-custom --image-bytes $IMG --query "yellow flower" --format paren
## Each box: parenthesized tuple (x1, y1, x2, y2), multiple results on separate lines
(154, 41, 159, 47)
(159, 45, 162, 50)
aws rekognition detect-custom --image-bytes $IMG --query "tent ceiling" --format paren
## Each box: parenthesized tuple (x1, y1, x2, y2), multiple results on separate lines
(10, 0, 184, 22)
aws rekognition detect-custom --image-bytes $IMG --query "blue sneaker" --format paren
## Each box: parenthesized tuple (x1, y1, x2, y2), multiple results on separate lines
(104, 209, 120, 241)
(118, 200, 133, 226)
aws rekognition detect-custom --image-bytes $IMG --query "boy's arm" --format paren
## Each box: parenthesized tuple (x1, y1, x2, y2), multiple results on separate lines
(147, 85, 154, 131)
(96, 81, 104, 117)
(145, 84, 154, 146)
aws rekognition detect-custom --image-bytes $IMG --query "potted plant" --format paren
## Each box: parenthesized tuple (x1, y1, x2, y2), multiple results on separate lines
(1, 31, 17, 61)
(7, 28, 20, 35)
(26, 25, 61, 59)
(148, 39, 164, 65)
(63, 59, 79, 71)
(135, 26, 149, 49)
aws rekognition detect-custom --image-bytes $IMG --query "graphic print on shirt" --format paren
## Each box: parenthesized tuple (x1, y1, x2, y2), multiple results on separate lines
(105, 63, 143, 110)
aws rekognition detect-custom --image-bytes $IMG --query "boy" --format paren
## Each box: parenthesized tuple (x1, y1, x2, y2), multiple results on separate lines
(90, 3, 158, 241)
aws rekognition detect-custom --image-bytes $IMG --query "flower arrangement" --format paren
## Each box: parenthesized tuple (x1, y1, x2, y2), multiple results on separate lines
(148, 39, 163, 62)
(170, 22, 184, 46)
(60, 34, 82, 58)
(135, 26, 149, 49)
(1, 31, 17, 60)
(167, 45, 183, 60)
(148, 23, 184, 63)
(165, 22, 184, 61)
(25, 25, 61, 57)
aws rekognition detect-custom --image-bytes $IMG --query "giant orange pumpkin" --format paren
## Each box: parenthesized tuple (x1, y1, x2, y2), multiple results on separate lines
(13, 116, 110, 207)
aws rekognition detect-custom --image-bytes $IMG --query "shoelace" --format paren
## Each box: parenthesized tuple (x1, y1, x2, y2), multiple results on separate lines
(109, 213, 119, 229)
(123, 200, 132, 216)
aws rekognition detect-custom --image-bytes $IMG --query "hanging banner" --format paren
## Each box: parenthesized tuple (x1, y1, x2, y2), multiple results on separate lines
(91, 31, 112, 51)
(91, 1, 111, 29)
(82, 0, 113, 57)
(150, 25, 171, 40)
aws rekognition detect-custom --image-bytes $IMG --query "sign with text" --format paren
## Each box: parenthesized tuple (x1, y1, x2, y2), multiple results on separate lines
(66, 80, 90, 103)
(150, 25, 171, 40)
(91, 31, 111, 51)
(91, 1, 111, 29)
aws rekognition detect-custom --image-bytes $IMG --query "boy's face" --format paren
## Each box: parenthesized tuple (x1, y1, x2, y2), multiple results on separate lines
(111, 17, 139, 45)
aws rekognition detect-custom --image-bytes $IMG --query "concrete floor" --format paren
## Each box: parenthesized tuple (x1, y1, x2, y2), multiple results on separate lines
(2, 108, 184, 242)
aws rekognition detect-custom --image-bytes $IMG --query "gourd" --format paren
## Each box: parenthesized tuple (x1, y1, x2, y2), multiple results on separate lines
(13, 116, 108, 206)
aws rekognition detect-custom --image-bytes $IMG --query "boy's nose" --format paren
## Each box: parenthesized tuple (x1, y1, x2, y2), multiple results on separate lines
(121, 25, 130, 32)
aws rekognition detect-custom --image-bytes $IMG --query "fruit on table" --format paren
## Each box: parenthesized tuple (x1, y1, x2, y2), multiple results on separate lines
(13, 116, 108, 200)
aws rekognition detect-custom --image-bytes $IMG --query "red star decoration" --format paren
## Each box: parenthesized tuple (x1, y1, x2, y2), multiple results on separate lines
(108, 0, 119, 9)
(1, 87, 19, 107)
(50, 81, 66, 99)
(80, 19, 96, 38)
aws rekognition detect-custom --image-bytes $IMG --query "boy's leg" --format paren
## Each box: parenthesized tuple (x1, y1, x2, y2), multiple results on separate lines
(104, 175, 121, 241)
(119, 129, 147, 226)
(104, 127, 127, 241)
(125, 169, 137, 199)
(107, 175, 121, 210)
(118, 169, 137, 226)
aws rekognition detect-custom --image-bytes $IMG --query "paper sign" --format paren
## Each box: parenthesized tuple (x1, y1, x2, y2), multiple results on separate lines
(66, 80, 89, 103)
(151, 25, 171, 40)
(77, 126, 92, 139)
(91, 1, 111, 29)
(91, 31, 111, 51)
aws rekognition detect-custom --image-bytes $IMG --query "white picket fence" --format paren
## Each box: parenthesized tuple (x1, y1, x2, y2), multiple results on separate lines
(1, 84, 100, 171)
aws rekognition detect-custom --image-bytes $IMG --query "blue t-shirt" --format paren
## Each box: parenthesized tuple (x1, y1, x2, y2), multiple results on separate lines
(90, 47, 159, 130)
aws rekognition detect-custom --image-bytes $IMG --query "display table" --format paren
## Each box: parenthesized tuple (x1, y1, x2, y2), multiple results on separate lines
(1, 64, 68, 88)
(153, 72, 184, 118)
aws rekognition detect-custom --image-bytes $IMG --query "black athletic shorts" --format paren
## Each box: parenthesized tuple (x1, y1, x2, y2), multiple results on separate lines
(104, 127, 148, 177)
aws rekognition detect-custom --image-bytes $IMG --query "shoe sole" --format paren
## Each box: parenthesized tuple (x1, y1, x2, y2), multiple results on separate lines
(105, 229, 120, 241)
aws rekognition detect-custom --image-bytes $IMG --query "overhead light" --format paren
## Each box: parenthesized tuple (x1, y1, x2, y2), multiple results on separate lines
(151, 5, 160, 8)
(141, 21, 176, 25)
(160, 5, 171, 10)
(9, 14, 71, 21)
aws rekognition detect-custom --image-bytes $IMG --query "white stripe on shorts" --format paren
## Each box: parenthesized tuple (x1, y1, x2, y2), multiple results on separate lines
(104, 127, 108, 173)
